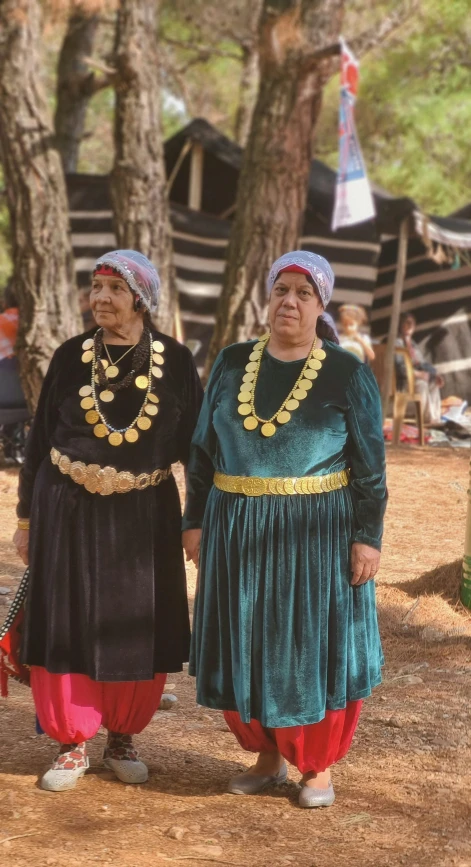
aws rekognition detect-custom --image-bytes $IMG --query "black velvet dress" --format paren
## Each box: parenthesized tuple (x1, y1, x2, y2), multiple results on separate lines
(18, 329, 203, 681)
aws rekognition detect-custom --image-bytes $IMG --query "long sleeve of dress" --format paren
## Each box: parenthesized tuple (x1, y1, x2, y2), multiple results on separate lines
(17, 349, 61, 518)
(345, 363, 388, 551)
(176, 346, 204, 467)
(182, 350, 226, 531)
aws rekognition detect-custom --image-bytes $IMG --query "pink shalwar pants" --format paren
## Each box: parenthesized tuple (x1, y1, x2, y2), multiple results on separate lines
(31, 666, 167, 743)
(224, 701, 362, 774)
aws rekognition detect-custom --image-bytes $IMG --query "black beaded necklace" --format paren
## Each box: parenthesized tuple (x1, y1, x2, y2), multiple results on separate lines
(94, 326, 150, 394)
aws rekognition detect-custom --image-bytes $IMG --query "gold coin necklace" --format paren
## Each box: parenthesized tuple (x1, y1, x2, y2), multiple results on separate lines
(79, 332, 164, 446)
(238, 334, 326, 437)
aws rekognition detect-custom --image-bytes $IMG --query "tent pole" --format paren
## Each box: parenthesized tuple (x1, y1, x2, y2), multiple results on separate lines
(188, 142, 204, 211)
(461, 458, 471, 610)
(167, 138, 192, 196)
(380, 217, 409, 420)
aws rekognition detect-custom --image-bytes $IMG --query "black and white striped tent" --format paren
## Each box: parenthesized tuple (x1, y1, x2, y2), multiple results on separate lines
(69, 119, 415, 368)
(67, 121, 390, 370)
(68, 175, 381, 370)
(372, 212, 471, 401)
(68, 119, 471, 397)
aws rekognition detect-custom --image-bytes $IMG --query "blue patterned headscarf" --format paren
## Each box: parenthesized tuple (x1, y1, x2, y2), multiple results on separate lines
(93, 250, 160, 312)
(267, 250, 335, 308)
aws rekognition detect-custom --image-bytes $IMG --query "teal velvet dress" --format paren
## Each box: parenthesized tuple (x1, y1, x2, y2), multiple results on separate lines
(183, 339, 387, 728)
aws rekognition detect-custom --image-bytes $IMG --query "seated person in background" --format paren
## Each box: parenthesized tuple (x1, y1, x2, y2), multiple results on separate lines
(338, 304, 375, 363)
(0, 283, 19, 362)
(0, 284, 28, 459)
(396, 312, 444, 424)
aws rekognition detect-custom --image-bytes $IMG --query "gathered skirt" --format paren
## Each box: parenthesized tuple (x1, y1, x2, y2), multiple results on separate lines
(21, 458, 190, 680)
(190, 485, 383, 728)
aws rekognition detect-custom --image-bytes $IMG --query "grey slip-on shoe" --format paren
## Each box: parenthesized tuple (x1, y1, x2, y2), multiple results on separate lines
(298, 780, 335, 808)
(228, 763, 288, 795)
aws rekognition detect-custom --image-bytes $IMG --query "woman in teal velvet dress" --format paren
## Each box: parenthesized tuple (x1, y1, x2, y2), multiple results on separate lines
(182, 251, 387, 808)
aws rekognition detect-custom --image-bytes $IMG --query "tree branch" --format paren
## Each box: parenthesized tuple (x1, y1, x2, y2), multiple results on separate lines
(300, 0, 420, 76)
(350, 0, 420, 59)
(82, 71, 116, 95)
(163, 36, 241, 63)
(83, 55, 116, 76)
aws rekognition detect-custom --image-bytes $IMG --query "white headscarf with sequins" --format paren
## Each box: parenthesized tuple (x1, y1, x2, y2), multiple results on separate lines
(267, 250, 335, 308)
(93, 250, 160, 312)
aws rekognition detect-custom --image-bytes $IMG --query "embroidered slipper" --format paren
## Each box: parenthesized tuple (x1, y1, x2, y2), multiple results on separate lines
(103, 732, 148, 784)
(40, 743, 89, 792)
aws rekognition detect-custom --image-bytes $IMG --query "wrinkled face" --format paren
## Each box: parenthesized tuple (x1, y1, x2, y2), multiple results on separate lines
(90, 274, 140, 330)
(268, 271, 324, 343)
(400, 315, 416, 338)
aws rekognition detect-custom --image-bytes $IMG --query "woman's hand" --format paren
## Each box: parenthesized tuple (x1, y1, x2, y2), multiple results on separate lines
(351, 542, 380, 586)
(13, 528, 29, 565)
(182, 528, 202, 567)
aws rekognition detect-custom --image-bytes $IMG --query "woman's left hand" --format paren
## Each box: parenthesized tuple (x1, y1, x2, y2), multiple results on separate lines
(182, 528, 202, 567)
(350, 542, 380, 586)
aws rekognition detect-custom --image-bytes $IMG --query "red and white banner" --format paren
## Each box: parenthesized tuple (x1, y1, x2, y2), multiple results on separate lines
(332, 38, 376, 231)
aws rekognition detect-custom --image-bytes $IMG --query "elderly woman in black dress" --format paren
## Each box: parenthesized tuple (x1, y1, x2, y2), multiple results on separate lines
(13, 250, 202, 791)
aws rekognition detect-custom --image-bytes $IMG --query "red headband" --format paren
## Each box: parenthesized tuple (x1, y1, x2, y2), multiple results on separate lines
(278, 265, 311, 276)
(93, 265, 121, 278)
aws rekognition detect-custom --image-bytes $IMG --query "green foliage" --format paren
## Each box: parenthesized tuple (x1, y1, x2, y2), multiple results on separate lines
(160, 1, 246, 139)
(316, 0, 471, 214)
(78, 85, 115, 174)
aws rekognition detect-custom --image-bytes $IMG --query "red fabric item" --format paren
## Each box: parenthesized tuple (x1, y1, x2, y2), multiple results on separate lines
(224, 701, 362, 773)
(278, 265, 311, 276)
(382, 420, 431, 445)
(0, 606, 30, 696)
(0, 307, 19, 360)
(31, 667, 167, 742)
(93, 265, 121, 277)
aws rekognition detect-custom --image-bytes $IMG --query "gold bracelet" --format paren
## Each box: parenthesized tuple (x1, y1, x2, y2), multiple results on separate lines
(17, 519, 30, 530)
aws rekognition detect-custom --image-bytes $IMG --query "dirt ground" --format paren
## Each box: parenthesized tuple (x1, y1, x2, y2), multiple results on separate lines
(0, 447, 470, 867)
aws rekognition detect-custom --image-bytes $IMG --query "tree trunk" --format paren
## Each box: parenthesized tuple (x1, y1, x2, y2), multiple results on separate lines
(205, 0, 345, 377)
(233, 0, 264, 147)
(54, 10, 100, 174)
(110, 0, 176, 335)
(0, 0, 81, 411)
(234, 44, 260, 147)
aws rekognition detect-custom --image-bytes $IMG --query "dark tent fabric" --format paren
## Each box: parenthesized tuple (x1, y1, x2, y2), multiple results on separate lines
(165, 118, 241, 218)
(449, 203, 471, 220)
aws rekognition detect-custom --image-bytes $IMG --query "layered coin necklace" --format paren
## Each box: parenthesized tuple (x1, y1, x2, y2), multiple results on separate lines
(238, 333, 326, 437)
(79, 328, 165, 446)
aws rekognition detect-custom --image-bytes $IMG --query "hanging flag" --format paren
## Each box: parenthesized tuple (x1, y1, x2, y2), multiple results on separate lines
(332, 38, 376, 231)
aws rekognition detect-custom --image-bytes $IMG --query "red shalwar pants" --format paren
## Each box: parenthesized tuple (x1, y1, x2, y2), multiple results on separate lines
(31, 666, 167, 743)
(224, 701, 362, 774)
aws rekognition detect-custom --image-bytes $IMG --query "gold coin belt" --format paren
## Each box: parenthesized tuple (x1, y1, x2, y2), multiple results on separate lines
(213, 469, 350, 497)
(51, 447, 172, 496)
(238, 333, 326, 437)
(80, 334, 165, 446)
